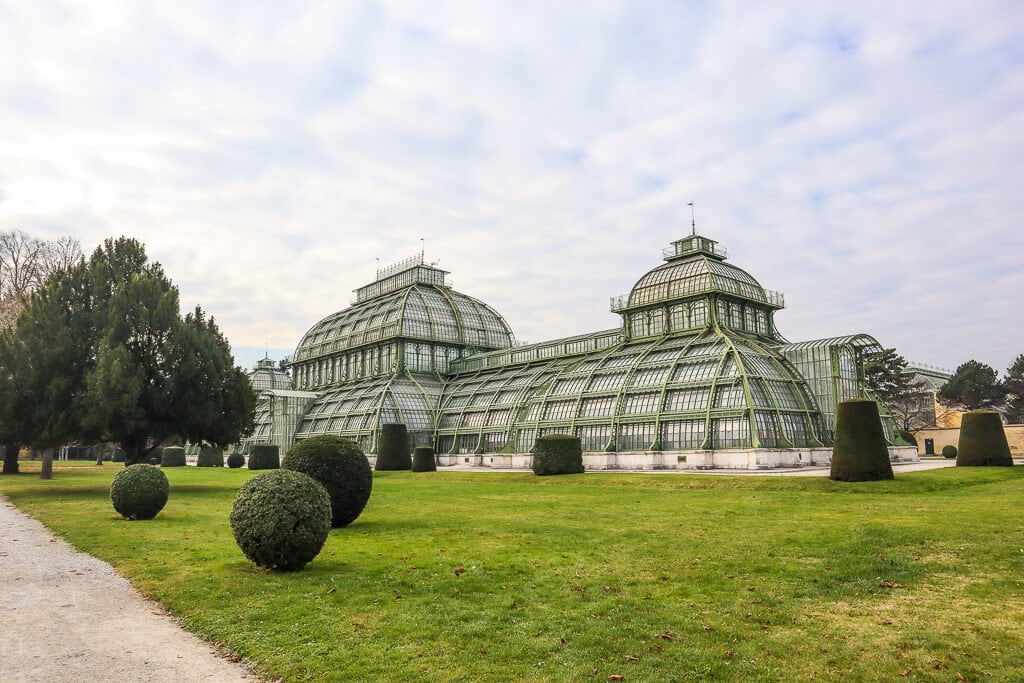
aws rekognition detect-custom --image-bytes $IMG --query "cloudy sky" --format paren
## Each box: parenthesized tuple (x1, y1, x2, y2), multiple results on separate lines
(1, 1, 1021, 375)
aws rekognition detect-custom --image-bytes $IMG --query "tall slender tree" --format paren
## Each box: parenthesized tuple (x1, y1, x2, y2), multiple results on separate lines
(863, 348, 931, 432)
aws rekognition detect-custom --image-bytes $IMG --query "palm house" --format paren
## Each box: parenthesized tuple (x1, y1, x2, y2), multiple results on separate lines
(245, 234, 918, 470)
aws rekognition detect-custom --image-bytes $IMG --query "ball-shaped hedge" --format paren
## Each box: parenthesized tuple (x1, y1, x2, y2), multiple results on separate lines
(226, 452, 245, 469)
(829, 399, 894, 482)
(957, 410, 1013, 467)
(196, 447, 224, 467)
(229, 470, 331, 571)
(248, 444, 280, 470)
(161, 446, 186, 467)
(532, 434, 584, 476)
(283, 435, 373, 527)
(110, 465, 169, 520)
(412, 446, 437, 472)
(375, 424, 411, 470)
(941, 444, 958, 459)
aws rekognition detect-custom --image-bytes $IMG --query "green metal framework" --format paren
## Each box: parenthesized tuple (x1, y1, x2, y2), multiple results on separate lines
(248, 234, 900, 455)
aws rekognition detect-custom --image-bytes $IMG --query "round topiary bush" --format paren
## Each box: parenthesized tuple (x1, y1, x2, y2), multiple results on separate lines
(898, 430, 918, 447)
(161, 446, 186, 467)
(956, 410, 1013, 467)
(110, 464, 169, 520)
(196, 447, 224, 467)
(111, 448, 126, 463)
(532, 434, 584, 476)
(412, 446, 436, 472)
(229, 470, 331, 571)
(248, 444, 280, 470)
(375, 424, 411, 471)
(942, 444, 958, 459)
(829, 399, 894, 482)
(226, 452, 245, 469)
(283, 435, 372, 527)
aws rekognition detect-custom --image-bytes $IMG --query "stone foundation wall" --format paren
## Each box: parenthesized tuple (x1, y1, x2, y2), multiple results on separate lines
(436, 446, 919, 471)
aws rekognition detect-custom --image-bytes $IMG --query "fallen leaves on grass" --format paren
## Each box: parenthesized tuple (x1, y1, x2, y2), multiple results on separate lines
(454, 566, 465, 577)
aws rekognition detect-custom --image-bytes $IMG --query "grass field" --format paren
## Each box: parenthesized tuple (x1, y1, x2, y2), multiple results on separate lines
(2, 465, 1022, 681)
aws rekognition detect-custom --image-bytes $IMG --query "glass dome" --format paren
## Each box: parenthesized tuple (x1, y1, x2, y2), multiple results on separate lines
(247, 357, 292, 393)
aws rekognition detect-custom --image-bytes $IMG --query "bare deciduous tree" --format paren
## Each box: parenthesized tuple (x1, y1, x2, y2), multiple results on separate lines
(0, 229, 84, 330)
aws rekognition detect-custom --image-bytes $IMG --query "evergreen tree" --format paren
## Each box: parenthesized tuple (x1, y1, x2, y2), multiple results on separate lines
(938, 360, 1007, 411)
(863, 348, 930, 431)
(1005, 354, 1024, 424)
(0, 237, 256, 467)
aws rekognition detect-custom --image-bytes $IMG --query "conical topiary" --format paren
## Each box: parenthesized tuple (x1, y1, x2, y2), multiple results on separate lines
(829, 399, 894, 482)
(956, 410, 1013, 467)
(412, 446, 436, 472)
(375, 424, 411, 471)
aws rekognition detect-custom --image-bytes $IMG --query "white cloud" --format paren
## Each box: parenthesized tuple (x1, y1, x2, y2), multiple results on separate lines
(0, 0, 1021, 373)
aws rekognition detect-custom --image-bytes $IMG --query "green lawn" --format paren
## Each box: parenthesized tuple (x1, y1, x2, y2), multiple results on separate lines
(2, 466, 1022, 681)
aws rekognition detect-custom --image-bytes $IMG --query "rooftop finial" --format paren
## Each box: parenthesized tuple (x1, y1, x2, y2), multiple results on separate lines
(688, 201, 696, 236)
(421, 238, 425, 261)
(375, 257, 380, 279)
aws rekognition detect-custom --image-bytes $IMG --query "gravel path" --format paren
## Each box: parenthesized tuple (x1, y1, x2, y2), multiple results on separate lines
(0, 494, 254, 682)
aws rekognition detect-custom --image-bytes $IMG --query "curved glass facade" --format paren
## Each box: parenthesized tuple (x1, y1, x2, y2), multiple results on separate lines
(249, 234, 901, 457)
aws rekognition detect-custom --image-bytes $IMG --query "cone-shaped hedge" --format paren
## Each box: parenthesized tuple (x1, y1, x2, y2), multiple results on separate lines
(110, 464, 169, 520)
(161, 446, 186, 467)
(412, 446, 437, 472)
(829, 399, 894, 482)
(956, 410, 1013, 467)
(532, 434, 584, 476)
(283, 435, 372, 527)
(230, 470, 330, 571)
(375, 424, 411, 470)
(248, 444, 280, 470)
(942, 444, 957, 459)
(196, 447, 224, 467)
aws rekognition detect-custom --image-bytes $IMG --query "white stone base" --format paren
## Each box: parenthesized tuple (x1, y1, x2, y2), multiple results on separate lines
(436, 446, 919, 471)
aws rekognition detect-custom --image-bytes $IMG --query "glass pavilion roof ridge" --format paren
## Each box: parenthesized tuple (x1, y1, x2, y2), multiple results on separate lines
(248, 229, 903, 458)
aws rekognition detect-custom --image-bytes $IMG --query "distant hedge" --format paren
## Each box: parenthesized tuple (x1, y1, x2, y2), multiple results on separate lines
(942, 444, 958, 459)
(532, 434, 584, 476)
(248, 444, 280, 470)
(829, 399, 894, 482)
(110, 465, 169, 520)
(196, 447, 224, 467)
(412, 446, 436, 472)
(375, 424, 411, 471)
(161, 446, 186, 467)
(283, 435, 372, 527)
(230, 470, 330, 571)
(226, 452, 245, 469)
(111, 449, 126, 463)
(957, 410, 1013, 467)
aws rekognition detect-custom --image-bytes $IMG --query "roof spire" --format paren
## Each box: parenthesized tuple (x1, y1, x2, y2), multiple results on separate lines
(688, 201, 696, 236)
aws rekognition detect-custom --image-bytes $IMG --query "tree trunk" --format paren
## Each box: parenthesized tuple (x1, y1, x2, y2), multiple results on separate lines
(2, 443, 19, 474)
(124, 439, 149, 466)
(40, 448, 53, 480)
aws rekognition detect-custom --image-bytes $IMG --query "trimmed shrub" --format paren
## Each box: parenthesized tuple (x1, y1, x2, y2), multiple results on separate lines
(942, 444, 958, 459)
(161, 446, 186, 467)
(196, 447, 224, 467)
(375, 424, 411, 471)
(532, 434, 584, 476)
(149, 456, 160, 465)
(829, 399, 894, 482)
(111, 448, 126, 463)
(248, 444, 280, 470)
(283, 435, 372, 527)
(412, 446, 437, 472)
(957, 410, 1013, 467)
(230, 470, 331, 571)
(226, 452, 245, 469)
(110, 465, 169, 520)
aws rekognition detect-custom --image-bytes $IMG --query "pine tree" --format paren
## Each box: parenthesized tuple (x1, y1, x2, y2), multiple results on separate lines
(938, 360, 1007, 411)
(863, 348, 930, 431)
(1005, 354, 1024, 424)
